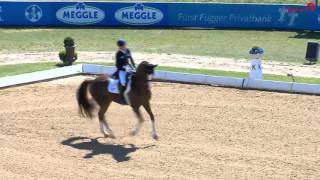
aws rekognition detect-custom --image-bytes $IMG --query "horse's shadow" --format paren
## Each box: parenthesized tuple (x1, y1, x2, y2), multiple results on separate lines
(61, 136, 155, 162)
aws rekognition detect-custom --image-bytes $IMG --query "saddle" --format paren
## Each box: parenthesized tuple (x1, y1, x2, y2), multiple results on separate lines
(108, 71, 135, 94)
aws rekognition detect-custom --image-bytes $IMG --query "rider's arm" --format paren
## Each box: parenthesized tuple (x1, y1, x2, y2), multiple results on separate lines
(127, 49, 136, 68)
(116, 52, 125, 71)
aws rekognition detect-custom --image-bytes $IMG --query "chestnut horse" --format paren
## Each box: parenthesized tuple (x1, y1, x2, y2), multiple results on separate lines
(76, 61, 158, 140)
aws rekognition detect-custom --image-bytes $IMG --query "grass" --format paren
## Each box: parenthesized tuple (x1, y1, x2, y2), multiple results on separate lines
(1, 28, 319, 63)
(0, 62, 57, 77)
(0, 62, 319, 84)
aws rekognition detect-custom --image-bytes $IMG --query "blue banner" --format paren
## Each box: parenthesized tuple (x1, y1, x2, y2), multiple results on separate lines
(0, 1, 319, 30)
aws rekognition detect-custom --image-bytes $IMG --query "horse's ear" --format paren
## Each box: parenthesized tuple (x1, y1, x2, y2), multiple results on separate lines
(152, 64, 158, 68)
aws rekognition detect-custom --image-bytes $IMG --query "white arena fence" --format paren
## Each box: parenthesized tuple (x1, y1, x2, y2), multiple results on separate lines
(0, 64, 319, 95)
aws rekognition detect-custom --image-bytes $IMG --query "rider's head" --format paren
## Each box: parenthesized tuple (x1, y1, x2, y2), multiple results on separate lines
(117, 39, 127, 50)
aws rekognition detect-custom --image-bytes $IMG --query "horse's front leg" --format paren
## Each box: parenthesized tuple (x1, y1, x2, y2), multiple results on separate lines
(143, 102, 158, 140)
(130, 105, 144, 136)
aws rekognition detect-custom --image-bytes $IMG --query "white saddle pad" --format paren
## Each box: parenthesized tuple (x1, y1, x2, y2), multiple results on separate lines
(108, 79, 120, 94)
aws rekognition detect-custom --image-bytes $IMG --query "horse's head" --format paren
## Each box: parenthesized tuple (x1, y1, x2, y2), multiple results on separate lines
(136, 61, 158, 79)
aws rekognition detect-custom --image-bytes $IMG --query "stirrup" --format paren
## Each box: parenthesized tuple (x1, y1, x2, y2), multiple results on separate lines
(119, 98, 128, 105)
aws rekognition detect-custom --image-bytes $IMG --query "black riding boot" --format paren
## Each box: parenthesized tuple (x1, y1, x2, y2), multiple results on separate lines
(119, 85, 127, 105)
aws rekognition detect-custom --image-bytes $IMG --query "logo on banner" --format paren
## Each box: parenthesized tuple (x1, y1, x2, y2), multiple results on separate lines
(115, 3, 164, 25)
(56, 3, 105, 25)
(278, 2, 316, 26)
(278, 7, 298, 26)
(25, 5, 42, 22)
(287, 2, 316, 12)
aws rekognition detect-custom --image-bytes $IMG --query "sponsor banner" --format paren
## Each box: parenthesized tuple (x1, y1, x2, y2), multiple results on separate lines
(0, 1, 318, 30)
(168, 3, 318, 30)
(0, 5, 3, 22)
(0, 2, 167, 26)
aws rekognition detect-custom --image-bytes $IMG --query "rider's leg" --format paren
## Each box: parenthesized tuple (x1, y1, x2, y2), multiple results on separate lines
(119, 70, 127, 87)
(119, 70, 127, 103)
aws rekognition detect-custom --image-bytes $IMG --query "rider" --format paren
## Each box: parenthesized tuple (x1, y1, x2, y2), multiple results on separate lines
(115, 39, 136, 103)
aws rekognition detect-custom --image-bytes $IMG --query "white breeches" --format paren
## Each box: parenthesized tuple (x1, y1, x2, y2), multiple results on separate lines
(119, 70, 127, 86)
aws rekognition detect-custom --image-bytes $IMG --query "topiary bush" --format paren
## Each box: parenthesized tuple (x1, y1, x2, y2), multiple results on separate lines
(57, 37, 77, 66)
(59, 50, 78, 64)
(64, 37, 75, 47)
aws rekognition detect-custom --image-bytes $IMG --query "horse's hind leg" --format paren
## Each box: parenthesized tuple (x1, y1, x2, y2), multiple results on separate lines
(143, 102, 158, 140)
(130, 105, 144, 136)
(98, 102, 115, 138)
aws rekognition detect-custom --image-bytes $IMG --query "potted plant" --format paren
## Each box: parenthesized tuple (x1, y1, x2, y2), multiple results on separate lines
(58, 37, 77, 66)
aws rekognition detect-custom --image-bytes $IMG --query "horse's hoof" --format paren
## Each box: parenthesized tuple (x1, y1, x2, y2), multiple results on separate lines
(129, 131, 137, 136)
(109, 134, 116, 139)
(104, 134, 116, 139)
(152, 134, 159, 140)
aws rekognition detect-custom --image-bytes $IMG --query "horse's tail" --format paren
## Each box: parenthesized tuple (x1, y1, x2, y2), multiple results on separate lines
(77, 80, 95, 119)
